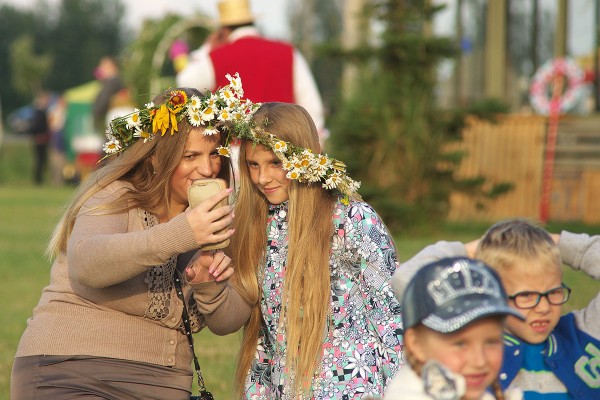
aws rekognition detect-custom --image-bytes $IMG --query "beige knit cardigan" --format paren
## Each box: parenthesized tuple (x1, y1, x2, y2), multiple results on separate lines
(16, 180, 250, 371)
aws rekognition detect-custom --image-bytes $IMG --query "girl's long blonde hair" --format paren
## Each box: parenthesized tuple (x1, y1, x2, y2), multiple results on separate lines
(46, 87, 231, 259)
(232, 103, 337, 397)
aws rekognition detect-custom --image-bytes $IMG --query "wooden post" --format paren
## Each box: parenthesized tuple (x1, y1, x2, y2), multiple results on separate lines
(554, 0, 568, 58)
(484, 0, 507, 99)
(340, 0, 368, 98)
(595, 0, 600, 112)
(540, 71, 565, 223)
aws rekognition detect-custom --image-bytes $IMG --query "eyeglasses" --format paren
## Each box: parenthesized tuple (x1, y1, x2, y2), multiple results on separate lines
(508, 283, 571, 309)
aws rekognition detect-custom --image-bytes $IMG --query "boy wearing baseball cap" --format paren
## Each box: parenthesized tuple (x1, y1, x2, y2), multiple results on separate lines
(391, 219, 600, 399)
(385, 257, 524, 400)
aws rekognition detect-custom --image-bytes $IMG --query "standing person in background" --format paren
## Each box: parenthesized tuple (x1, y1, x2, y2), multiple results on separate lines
(176, 0, 328, 146)
(29, 91, 50, 185)
(92, 56, 126, 130)
(227, 102, 403, 398)
(47, 94, 67, 186)
(11, 81, 252, 399)
(86, 56, 133, 182)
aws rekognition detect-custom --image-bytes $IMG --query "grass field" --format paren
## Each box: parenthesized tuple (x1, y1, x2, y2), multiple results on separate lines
(1, 139, 599, 399)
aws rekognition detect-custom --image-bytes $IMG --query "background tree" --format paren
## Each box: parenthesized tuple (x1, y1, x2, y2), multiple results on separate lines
(122, 14, 210, 107)
(43, 0, 127, 91)
(327, 0, 510, 232)
(0, 4, 46, 113)
(9, 36, 53, 97)
(289, 0, 345, 119)
(0, 0, 127, 116)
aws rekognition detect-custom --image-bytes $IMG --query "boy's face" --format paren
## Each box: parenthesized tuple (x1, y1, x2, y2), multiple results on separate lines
(408, 317, 505, 400)
(500, 260, 563, 344)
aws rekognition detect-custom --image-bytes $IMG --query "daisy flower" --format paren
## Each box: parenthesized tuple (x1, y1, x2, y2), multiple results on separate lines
(203, 126, 219, 136)
(217, 146, 231, 157)
(187, 109, 202, 127)
(103, 139, 122, 154)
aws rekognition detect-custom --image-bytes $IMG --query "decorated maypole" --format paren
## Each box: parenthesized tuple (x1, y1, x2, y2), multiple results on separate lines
(529, 58, 585, 223)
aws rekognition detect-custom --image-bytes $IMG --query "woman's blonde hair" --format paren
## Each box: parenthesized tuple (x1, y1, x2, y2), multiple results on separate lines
(47, 87, 231, 258)
(232, 103, 337, 397)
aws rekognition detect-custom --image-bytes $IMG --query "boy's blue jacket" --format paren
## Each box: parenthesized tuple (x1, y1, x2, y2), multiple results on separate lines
(500, 313, 600, 398)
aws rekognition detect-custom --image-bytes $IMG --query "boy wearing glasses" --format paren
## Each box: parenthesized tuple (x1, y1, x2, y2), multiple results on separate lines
(392, 218, 600, 399)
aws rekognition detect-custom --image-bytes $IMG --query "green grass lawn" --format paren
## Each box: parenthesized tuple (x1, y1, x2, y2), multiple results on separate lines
(1, 140, 599, 399)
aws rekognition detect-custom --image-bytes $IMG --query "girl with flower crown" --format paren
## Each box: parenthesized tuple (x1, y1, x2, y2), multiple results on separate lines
(11, 86, 251, 399)
(229, 102, 404, 399)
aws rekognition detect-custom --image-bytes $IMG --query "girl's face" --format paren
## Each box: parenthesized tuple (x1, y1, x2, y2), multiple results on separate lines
(169, 129, 222, 215)
(244, 142, 290, 205)
(500, 261, 563, 344)
(408, 317, 505, 400)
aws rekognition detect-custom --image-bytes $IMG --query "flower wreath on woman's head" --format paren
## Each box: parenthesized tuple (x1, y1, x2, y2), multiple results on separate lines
(103, 73, 361, 201)
(103, 73, 257, 156)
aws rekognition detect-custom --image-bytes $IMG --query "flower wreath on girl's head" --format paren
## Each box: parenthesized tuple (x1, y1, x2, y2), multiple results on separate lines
(103, 73, 361, 201)
(220, 120, 361, 203)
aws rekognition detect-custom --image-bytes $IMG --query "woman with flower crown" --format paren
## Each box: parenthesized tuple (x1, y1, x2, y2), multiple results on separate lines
(11, 82, 252, 399)
(227, 102, 404, 399)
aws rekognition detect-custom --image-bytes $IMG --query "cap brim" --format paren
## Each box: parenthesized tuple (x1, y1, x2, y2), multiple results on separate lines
(422, 297, 525, 333)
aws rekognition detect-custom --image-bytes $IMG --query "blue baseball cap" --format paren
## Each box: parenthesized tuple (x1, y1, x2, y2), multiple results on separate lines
(402, 257, 524, 333)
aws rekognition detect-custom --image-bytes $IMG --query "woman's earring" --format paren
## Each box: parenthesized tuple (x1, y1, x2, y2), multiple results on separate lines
(152, 169, 157, 175)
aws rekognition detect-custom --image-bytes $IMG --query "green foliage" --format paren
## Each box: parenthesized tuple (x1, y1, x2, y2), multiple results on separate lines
(328, 0, 511, 232)
(43, 0, 127, 91)
(122, 15, 210, 106)
(0, 140, 34, 185)
(123, 15, 178, 105)
(0, 4, 45, 113)
(0, 0, 127, 116)
(9, 36, 53, 97)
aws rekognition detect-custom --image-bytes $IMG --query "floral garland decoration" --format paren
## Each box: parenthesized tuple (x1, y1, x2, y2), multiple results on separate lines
(529, 58, 585, 115)
(102, 73, 258, 157)
(102, 72, 360, 200)
(219, 122, 361, 202)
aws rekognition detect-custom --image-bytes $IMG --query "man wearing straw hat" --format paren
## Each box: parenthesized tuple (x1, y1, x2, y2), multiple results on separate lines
(177, 0, 327, 144)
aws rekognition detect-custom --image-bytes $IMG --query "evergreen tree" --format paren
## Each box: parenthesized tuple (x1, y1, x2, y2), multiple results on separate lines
(329, 0, 509, 231)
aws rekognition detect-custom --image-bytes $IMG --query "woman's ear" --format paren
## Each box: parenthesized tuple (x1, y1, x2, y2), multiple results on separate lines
(405, 327, 427, 364)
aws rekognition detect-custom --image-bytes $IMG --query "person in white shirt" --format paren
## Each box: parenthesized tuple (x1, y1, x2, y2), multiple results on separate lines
(176, 0, 327, 146)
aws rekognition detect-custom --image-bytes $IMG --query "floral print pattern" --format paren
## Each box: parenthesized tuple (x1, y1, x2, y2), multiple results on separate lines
(244, 199, 404, 399)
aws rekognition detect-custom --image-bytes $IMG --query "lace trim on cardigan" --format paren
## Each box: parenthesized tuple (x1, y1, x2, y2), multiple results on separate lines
(139, 209, 205, 330)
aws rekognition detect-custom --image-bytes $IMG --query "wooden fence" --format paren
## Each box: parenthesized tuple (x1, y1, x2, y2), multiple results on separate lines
(447, 114, 600, 223)
(551, 117, 600, 223)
